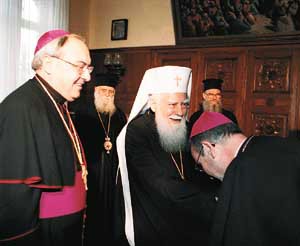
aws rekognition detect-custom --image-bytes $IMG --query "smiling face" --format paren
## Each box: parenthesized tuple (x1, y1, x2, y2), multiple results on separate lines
(46, 37, 92, 101)
(152, 92, 189, 127)
(151, 93, 189, 152)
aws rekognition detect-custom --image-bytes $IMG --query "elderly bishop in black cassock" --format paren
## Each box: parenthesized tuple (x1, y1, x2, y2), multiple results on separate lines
(72, 73, 128, 246)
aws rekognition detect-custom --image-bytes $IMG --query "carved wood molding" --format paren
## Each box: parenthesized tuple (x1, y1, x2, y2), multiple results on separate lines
(253, 113, 287, 137)
(254, 57, 290, 92)
(205, 58, 237, 92)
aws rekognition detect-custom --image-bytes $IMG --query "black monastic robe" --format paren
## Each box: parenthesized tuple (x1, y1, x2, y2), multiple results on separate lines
(73, 101, 127, 246)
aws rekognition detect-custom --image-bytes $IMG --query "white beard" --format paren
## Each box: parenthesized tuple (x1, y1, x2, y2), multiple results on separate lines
(94, 92, 116, 115)
(155, 113, 187, 153)
(202, 100, 222, 113)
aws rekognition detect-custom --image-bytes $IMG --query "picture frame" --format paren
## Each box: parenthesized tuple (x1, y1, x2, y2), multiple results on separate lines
(171, 0, 300, 47)
(111, 19, 128, 41)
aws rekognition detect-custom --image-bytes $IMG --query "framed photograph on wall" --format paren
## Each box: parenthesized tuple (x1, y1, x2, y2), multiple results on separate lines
(111, 19, 128, 41)
(171, 0, 300, 46)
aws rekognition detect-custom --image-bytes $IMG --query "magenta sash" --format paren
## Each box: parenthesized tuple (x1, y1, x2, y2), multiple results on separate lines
(39, 171, 86, 218)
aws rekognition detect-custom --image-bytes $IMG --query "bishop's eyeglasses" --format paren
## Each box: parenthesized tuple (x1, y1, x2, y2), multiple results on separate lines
(51, 55, 94, 75)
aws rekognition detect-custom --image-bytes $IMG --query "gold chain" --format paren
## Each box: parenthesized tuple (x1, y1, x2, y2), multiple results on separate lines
(97, 111, 111, 138)
(35, 76, 84, 165)
(170, 151, 185, 180)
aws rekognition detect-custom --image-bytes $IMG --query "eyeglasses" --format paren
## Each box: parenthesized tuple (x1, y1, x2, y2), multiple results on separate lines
(196, 144, 204, 165)
(205, 92, 222, 99)
(195, 143, 215, 164)
(51, 56, 94, 74)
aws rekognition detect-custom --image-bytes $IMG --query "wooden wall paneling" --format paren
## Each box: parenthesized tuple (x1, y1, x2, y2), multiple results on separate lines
(115, 50, 152, 116)
(245, 47, 295, 137)
(200, 47, 247, 131)
(89, 49, 152, 116)
(88, 43, 300, 137)
(291, 48, 300, 138)
(152, 49, 200, 118)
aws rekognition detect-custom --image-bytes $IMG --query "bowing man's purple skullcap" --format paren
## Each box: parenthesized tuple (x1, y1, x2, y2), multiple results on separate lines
(34, 29, 70, 54)
(190, 112, 232, 139)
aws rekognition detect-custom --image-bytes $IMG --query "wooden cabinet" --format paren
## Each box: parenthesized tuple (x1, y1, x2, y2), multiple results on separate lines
(90, 43, 300, 137)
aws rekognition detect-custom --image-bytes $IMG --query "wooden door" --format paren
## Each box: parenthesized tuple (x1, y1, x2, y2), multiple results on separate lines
(244, 47, 298, 137)
(199, 47, 247, 130)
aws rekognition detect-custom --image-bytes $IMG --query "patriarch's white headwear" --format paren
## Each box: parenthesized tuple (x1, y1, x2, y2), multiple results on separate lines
(116, 66, 192, 246)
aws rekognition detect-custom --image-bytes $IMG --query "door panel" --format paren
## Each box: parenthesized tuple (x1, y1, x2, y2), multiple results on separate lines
(245, 48, 296, 137)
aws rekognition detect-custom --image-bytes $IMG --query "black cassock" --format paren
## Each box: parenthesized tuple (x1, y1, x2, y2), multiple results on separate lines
(210, 136, 300, 246)
(125, 109, 220, 246)
(0, 77, 76, 244)
(73, 102, 127, 246)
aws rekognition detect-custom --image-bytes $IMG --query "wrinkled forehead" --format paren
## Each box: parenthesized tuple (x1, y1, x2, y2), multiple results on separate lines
(155, 92, 188, 103)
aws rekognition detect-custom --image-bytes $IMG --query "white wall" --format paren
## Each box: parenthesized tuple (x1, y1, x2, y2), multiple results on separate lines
(70, 0, 176, 49)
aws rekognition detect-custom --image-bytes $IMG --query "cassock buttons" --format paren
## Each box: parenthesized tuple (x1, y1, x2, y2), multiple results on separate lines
(209, 176, 214, 180)
(215, 196, 219, 202)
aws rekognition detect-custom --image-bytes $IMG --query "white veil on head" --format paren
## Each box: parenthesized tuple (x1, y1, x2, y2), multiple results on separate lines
(116, 65, 192, 246)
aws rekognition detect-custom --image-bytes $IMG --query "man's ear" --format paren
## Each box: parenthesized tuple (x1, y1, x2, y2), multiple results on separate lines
(149, 96, 157, 112)
(202, 141, 216, 159)
(202, 92, 207, 100)
(42, 54, 53, 75)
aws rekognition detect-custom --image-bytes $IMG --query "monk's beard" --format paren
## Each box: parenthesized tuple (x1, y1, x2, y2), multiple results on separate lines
(94, 92, 116, 115)
(155, 113, 187, 153)
(202, 100, 222, 113)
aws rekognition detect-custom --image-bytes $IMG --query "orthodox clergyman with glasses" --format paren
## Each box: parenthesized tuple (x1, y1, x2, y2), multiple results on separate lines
(188, 78, 238, 135)
(0, 30, 92, 245)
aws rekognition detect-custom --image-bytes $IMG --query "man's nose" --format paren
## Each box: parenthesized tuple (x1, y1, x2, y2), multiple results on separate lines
(175, 104, 186, 115)
(81, 69, 91, 82)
